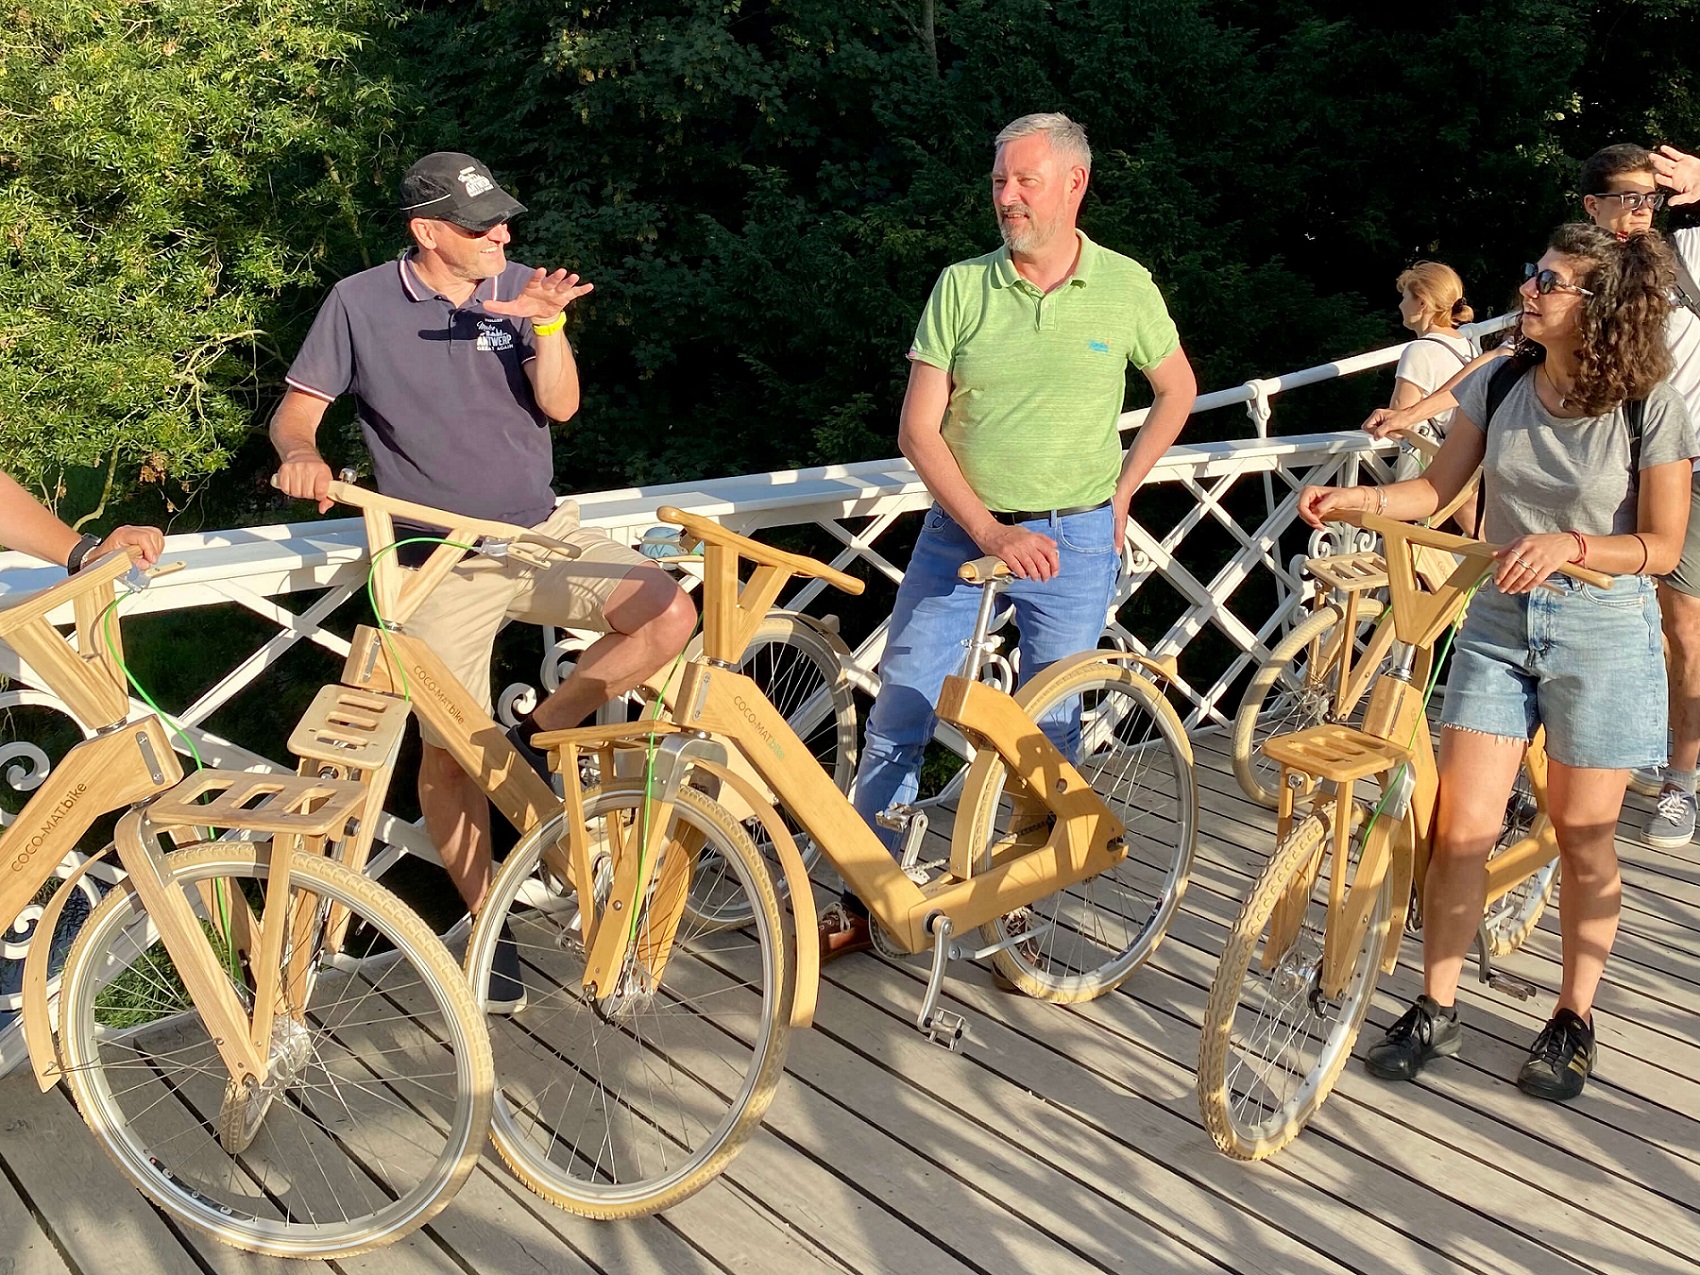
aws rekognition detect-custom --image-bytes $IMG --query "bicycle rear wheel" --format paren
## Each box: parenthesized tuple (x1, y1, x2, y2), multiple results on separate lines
(962, 659, 1198, 1002)
(1197, 808, 1392, 1160)
(683, 614, 856, 927)
(57, 842, 492, 1258)
(1482, 753, 1559, 957)
(469, 780, 793, 1218)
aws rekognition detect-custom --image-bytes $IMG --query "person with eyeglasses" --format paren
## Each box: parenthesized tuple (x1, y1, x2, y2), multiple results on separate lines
(1365, 143, 1700, 849)
(270, 152, 697, 1013)
(1299, 222, 1697, 1102)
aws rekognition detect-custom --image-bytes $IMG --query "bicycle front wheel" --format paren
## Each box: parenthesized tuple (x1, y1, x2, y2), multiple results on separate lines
(1197, 809, 1392, 1160)
(962, 659, 1198, 1002)
(57, 842, 493, 1259)
(1233, 605, 1356, 808)
(470, 780, 793, 1218)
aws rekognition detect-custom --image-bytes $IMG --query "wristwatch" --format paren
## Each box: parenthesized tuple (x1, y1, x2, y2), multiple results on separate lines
(65, 533, 103, 574)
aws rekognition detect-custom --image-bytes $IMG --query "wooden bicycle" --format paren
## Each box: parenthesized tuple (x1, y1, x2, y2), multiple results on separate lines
(459, 506, 1200, 1217)
(1196, 512, 1605, 1160)
(0, 550, 494, 1257)
(1232, 432, 1479, 810)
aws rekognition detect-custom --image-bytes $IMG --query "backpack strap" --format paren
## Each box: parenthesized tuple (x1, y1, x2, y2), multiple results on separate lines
(1627, 395, 1647, 475)
(1415, 334, 1473, 367)
(1673, 257, 1700, 322)
(1481, 355, 1526, 430)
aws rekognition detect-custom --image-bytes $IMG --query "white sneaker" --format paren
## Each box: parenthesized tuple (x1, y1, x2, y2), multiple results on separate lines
(1629, 765, 1665, 798)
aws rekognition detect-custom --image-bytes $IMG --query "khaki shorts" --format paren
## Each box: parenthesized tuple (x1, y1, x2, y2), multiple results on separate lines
(404, 501, 652, 747)
(1662, 471, 1700, 599)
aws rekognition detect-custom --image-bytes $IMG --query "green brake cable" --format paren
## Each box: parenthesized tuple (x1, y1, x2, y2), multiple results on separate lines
(98, 588, 239, 976)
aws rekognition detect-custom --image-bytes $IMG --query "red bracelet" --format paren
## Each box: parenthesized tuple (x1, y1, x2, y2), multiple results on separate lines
(1567, 530, 1587, 566)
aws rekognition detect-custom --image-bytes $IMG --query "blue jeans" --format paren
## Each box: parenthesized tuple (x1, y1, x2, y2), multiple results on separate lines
(851, 502, 1120, 855)
(1441, 575, 1665, 770)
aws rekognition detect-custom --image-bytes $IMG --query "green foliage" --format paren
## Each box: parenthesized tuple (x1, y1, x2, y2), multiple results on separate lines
(0, 0, 421, 524)
(4, 0, 1700, 518)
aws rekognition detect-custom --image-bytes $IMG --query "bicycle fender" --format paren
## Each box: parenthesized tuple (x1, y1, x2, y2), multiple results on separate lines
(684, 758, 818, 1030)
(1383, 812, 1416, 976)
(20, 844, 118, 1091)
(1012, 650, 1194, 765)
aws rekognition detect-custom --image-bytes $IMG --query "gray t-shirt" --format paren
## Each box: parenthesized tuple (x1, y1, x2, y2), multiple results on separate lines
(1454, 364, 1696, 546)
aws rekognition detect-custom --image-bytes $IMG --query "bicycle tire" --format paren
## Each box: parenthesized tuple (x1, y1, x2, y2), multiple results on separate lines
(469, 781, 793, 1218)
(682, 613, 856, 927)
(58, 842, 493, 1258)
(959, 658, 1198, 1002)
(1198, 808, 1392, 1160)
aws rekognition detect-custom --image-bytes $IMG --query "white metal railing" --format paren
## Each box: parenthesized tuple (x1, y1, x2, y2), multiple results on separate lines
(0, 315, 1511, 1073)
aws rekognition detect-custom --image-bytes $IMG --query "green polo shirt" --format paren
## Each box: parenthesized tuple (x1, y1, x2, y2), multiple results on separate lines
(908, 231, 1180, 512)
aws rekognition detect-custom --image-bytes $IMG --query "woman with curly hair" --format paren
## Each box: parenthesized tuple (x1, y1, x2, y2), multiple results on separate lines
(1298, 222, 1696, 1101)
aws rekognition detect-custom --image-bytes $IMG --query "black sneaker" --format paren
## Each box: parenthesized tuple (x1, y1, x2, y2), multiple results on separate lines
(1364, 995, 1462, 1081)
(486, 921, 528, 1015)
(503, 722, 554, 785)
(1517, 1008, 1596, 1101)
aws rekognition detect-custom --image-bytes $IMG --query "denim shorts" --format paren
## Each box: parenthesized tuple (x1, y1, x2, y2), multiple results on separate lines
(1440, 574, 1665, 770)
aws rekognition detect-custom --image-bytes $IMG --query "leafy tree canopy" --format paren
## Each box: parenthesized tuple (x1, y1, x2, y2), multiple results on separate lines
(3, 0, 1698, 524)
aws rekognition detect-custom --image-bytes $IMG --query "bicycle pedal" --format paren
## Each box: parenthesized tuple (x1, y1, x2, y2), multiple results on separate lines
(1486, 970, 1539, 1001)
(920, 1009, 968, 1051)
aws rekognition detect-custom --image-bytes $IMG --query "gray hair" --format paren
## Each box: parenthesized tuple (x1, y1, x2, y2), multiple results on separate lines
(994, 112, 1091, 173)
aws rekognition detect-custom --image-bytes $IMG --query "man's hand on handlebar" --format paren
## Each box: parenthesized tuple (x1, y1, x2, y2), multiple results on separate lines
(974, 522, 1060, 582)
(95, 526, 164, 568)
(275, 451, 335, 514)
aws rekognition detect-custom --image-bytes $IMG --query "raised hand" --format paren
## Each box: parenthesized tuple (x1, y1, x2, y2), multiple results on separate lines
(1653, 145, 1700, 206)
(484, 267, 595, 323)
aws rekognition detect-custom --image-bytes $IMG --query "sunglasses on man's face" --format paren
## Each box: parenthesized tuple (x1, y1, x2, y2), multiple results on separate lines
(1596, 189, 1666, 212)
(1522, 263, 1594, 297)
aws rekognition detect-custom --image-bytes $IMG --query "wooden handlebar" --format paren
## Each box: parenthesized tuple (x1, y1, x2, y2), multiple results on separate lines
(656, 506, 865, 596)
(1351, 510, 1614, 589)
(0, 548, 143, 636)
(271, 475, 581, 559)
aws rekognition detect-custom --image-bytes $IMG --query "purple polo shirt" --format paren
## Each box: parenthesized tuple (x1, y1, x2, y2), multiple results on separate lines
(286, 256, 558, 527)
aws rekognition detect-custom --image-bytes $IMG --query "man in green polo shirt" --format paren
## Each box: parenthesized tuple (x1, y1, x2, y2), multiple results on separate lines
(823, 111, 1198, 959)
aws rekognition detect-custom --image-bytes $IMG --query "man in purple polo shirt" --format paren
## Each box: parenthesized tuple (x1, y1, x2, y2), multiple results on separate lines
(272, 152, 695, 1011)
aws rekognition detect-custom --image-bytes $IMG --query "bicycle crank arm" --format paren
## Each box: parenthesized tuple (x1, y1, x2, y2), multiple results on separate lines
(916, 915, 969, 1051)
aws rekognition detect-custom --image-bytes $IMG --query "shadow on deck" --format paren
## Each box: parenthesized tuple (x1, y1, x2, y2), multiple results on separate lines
(4, 727, 1699, 1275)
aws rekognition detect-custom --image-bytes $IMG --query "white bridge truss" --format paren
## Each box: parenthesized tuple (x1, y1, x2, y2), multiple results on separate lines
(0, 314, 1512, 1073)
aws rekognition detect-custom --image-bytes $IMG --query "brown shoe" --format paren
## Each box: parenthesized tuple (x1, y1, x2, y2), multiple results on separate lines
(818, 902, 873, 964)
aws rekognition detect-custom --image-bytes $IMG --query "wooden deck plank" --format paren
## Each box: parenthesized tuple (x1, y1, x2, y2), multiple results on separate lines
(0, 1157, 73, 1275)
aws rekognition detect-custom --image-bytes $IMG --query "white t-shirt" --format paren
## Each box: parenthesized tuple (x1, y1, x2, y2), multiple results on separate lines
(1668, 224, 1700, 469)
(1393, 331, 1476, 436)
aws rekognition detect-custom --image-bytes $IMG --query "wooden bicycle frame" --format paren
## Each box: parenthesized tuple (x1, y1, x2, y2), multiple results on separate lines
(0, 552, 279, 1091)
(1265, 513, 1600, 1001)
(553, 507, 1128, 992)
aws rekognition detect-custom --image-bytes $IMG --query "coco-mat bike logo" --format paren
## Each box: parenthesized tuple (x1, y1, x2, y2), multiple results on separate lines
(9, 781, 88, 874)
(410, 661, 467, 728)
(732, 694, 785, 762)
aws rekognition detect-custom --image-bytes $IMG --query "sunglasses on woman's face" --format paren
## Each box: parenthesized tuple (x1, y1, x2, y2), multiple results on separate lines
(1522, 263, 1594, 297)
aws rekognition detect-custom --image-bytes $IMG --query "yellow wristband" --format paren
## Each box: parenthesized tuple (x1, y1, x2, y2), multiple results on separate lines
(532, 312, 567, 338)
